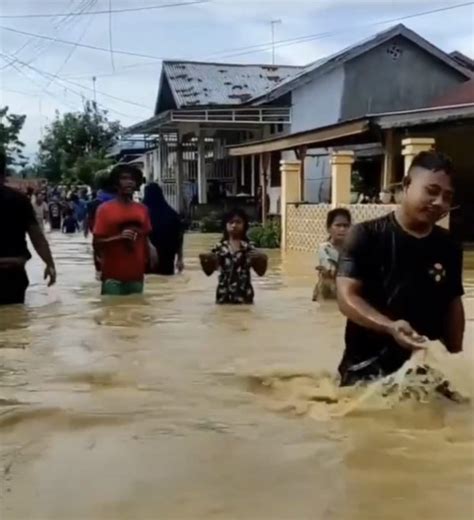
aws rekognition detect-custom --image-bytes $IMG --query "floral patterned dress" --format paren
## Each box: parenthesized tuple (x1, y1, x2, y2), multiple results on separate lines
(212, 240, 255, 304)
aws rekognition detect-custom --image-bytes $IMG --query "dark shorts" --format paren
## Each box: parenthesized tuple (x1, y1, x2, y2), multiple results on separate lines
(0, 268, 29, 305)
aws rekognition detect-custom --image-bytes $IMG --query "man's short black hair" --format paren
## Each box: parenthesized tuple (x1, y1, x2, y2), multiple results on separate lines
(109, 163, 143, 186)
(409, 150, 454, 176)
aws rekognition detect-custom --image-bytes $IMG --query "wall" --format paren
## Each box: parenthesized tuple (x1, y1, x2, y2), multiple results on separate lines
(341, 36, 467, 119)
(286, 203, 397, 252)
(290, 67, 345, 133)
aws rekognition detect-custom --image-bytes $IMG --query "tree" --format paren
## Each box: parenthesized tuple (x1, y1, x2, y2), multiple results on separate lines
(0, 106, 27, 168)
(36, 101, 121, 183)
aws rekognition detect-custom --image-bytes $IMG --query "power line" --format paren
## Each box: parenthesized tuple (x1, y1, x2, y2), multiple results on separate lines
(207, 1, 474, 60)
(108, 0, 116, 72)
(51, 0, 474, 81)
(0, 52, 140, 119)
(0, 24, 166, 61)
(42, 0, 98, 91)
(0, 1, 210, 19)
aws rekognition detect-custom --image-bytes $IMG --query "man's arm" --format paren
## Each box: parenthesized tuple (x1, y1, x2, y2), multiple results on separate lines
(443, 297, 465, 353)
(28, 224, 56, 286)
(337, 224, 426, 351)
(337, 277, 395, 334)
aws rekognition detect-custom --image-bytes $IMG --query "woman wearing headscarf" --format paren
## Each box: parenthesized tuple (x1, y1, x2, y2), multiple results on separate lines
(143, 183, 184, 275)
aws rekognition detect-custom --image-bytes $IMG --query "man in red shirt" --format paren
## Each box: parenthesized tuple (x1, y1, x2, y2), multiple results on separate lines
(93, 164, 155, 296)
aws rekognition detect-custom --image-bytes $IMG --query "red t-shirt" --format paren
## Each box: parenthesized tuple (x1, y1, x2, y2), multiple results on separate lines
(93, 200, 151, 282)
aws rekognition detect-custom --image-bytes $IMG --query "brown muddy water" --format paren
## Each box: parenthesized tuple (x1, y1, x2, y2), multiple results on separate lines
(0, 233, 473, 520)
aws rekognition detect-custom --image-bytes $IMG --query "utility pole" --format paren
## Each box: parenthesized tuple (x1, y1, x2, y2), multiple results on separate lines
(270, 19, 282, 65)
(92, 76, 97, 105)
(38, 99, 43, 139)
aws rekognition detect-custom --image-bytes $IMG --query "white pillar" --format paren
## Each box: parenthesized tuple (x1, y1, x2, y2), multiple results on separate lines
(240, 156, 245, 187)
(280, 159, 301, 251)
(152, 147, 160, 182)
(197, 134, 207, 204)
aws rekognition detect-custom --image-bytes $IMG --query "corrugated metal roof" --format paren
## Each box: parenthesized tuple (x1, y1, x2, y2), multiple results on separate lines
(162, 61, 303, 108)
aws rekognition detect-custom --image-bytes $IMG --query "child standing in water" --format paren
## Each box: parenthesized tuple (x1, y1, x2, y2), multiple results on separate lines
(312, 208, 351, 301)
(200, 209, 268, 304)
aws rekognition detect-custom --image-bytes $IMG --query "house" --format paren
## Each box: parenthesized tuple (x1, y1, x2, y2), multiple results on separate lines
(125, 61, 302, 211)
(126, 23, 471, 216)
(231, 23, 472, 207)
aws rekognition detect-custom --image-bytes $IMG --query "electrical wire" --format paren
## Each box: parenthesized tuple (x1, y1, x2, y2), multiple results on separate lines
(0, 24, 166, 61)
(0, 1, 210, 19)
(0, 52, 141, 119)
(108, 0, 116, 71)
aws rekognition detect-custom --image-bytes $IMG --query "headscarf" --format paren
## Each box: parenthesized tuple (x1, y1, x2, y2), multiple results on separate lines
(143, 183, 182, 253)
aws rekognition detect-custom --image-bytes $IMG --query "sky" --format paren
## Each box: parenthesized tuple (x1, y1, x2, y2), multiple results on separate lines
(0, 0, 473, 159)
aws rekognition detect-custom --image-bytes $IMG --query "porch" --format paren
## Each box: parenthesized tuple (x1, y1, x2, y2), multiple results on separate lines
(228, 103, 474, 250)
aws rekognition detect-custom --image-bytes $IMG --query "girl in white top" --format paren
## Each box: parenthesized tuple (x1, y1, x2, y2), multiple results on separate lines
(313, 208, 352, 301)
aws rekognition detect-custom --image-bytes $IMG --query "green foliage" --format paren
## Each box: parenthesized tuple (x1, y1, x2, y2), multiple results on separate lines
(351, 171, 365, 194)
(0, 106, 27, 168)
(199, 211, 222, 233)
(248, 220, 281, 248)
(36, 101, 121, 183)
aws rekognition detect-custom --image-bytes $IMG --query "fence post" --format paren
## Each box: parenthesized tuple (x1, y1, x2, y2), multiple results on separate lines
(280, 159, 302, 251)
(330, 150, 354, 207)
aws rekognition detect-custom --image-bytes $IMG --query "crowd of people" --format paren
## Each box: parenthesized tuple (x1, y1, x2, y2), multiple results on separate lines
(0, 150, 465, 388)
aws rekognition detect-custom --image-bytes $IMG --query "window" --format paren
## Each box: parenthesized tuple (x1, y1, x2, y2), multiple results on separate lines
(386, 44, 403, 61)
(270, 151, 281, 187)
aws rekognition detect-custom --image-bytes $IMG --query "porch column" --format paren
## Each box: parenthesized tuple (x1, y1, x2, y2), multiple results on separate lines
(176, 139, 185, 213)
(143, 152, 152, 183)
(331, 150, 354, 207)
(382, 128, 395, 188)
(251, 154, 256, 196)
(240, 156, 245, 187)
(152, 147, 160, 182)
(402, 137, 435, 175)
(280, 159, 302, 251)
(197, 134, 207, 204)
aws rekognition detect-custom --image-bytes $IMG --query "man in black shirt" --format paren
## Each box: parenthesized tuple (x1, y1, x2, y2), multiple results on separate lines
(336, 151, 465, 385)
(0, 153, 57, 305)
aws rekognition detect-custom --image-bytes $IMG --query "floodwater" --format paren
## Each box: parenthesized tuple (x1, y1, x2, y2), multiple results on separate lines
(1, 233, 473, 520)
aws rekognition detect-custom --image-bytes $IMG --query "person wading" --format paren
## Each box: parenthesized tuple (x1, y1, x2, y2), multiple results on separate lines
(93, 164, 156, 296)
(0, 151, 56, 305)
(143, 183, 184, 275)
(336, 151, 465, 386)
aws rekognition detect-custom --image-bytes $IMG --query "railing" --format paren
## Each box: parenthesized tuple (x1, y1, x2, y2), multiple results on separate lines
(170, 108, 291, 124)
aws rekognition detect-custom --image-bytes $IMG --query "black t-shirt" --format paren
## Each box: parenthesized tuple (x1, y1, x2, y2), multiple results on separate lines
(337, 213, 464, 377)
(0, 186, 37, 259)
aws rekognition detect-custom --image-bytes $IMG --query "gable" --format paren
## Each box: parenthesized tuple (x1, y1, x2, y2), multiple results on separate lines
(252, 24, 471, 105)
(340, 35, 469, 119)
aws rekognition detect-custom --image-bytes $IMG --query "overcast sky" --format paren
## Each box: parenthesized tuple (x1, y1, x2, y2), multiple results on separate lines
(0, 0, 473, 158)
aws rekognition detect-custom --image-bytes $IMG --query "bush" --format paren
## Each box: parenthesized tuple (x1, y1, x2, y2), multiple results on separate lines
(248, 220, 280, 248)
(199, 211, 222, 233)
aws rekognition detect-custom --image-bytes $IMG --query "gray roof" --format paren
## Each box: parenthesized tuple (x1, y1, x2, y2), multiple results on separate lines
(155, 61, 303, 112)
(251, 24, 472, 104)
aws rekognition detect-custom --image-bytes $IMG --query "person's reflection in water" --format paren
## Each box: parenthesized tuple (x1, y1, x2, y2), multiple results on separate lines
(143, 183, 184, 275)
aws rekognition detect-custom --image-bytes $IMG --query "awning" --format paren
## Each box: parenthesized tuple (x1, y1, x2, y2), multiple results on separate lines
(228, 119, 371, 156)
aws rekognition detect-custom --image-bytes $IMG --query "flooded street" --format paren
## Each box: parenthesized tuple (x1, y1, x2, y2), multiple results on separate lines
(1, 233, 473, 520)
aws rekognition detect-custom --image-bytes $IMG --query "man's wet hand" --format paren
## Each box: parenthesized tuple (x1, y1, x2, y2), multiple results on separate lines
(389, 320, 427, 351)
(44, 264, 56, 286)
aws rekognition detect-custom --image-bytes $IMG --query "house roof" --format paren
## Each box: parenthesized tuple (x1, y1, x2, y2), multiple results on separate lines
(228, 103, 474, 155)
(250, 24, 473, 105)
(430, 79, 474, 107)
(450, 51, 474, 73)
(155, 60, 303, 113)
